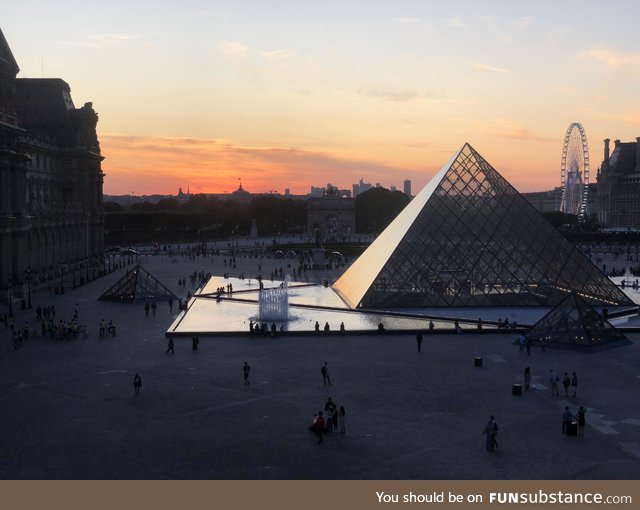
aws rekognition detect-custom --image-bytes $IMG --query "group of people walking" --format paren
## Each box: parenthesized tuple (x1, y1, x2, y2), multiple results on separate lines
(308, 397, 346, 444)
(549, 369, 578, 398)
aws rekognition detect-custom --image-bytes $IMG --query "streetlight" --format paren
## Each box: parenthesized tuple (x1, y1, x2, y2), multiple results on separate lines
(7, 281, 13, 318)
(25, 267, 32, 309)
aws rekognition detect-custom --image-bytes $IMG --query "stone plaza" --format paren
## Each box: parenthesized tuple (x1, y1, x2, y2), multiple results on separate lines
(1, 251, 639, 479)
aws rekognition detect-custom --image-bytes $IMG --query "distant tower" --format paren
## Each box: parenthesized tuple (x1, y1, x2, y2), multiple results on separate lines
(403, 179, 412, 197)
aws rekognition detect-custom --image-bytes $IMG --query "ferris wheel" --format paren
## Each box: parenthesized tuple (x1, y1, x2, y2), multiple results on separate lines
(560, 122, 590, 218)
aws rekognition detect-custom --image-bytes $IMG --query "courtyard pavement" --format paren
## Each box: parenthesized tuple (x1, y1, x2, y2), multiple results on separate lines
(1, 252, 639, 479)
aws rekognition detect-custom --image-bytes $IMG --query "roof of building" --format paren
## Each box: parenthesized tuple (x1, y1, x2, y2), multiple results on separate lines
(0, 27, 19, 75)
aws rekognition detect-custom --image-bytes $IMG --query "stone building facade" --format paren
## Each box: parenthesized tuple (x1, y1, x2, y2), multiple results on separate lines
(0, 28, 104, 293)
(596, 137, 640, 228)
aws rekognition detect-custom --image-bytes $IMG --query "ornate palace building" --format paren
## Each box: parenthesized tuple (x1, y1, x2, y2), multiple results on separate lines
(0, 28, 104, 294)
(596, 137, 640, 228)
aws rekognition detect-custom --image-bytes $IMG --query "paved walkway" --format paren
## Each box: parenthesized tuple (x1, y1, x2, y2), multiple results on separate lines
(1, 254, 639, 479)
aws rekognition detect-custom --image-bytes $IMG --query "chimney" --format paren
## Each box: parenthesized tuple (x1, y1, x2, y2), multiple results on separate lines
(604, 138, 610, 164)
(636, 137, 640, 172)
(614, 139, 621, 148)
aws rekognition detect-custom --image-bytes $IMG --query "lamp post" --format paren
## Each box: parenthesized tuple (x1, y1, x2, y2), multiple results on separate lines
(7, 281, 13, 318)
(25, 267, 32, 309)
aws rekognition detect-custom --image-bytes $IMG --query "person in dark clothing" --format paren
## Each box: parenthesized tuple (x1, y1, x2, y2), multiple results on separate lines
(562, 406, 574, 434)
(563, 373, 571, 398)
(192, 336, 199, 351)
(133, 373, 142, 396)
(243, 362, 251, 385)
(416, 333, 423, 352)
(577, 406, 586, 436)
(166, 337, 174, 355)
(321, 362, 331, 386)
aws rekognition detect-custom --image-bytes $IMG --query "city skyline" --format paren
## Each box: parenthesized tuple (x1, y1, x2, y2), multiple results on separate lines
(4, 1, 640, 195)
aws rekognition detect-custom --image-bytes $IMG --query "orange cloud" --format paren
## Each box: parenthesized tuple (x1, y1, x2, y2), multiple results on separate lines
(100, 134, 431, 195)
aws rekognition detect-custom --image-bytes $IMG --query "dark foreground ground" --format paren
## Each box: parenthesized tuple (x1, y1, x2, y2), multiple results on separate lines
(1, 256, 639, 479)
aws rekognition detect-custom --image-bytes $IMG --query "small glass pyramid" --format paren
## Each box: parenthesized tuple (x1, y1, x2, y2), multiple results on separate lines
(527, 292, 627, 347)
(99, 265, 177, 303)
(333, 143, 632, 308)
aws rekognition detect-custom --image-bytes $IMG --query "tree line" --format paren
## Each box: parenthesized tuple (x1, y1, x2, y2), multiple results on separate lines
(104, 188, 411, 244)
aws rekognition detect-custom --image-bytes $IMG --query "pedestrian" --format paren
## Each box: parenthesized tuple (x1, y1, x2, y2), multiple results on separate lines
(144, 302, 150, 316)
(339, 322, 345, 333)
(339, 405, 346, 434)
(133, 373, 142, 396)
(517, 334, 525, 352)
(524, 366, 531, 391)
(151, 301, 157, 316)
(243, 361, 250, 385)
(416, 333, 423, 352)
(99, 319, 106, 338)
(525, 336, 532, 356)
(324, 397, 335, 412)
(192, 335, 199, 351)
(378, 322, 385, 333)
(562, 406, 574, 434)
(454, 320, 462, 334)
(577, 406, 586, 436)
(549, 369, 560, 397)
(428, 320, 434, 332)
(491, 417, 499, 449)
(321, 361, 332, 386)
(483, 416, 497, 451)
(571, 371, 578, 398)
(477, 318, 482, 330)
(166, 337, 174, 355)
(324, 322, 330, 333)
(308, 411, 325, 445)
(315, 321, 320, 333)
(325, 406, 334, 433)
(562, 372, 571, 398)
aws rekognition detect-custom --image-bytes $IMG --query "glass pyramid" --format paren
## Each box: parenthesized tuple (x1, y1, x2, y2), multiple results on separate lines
(333, 143, 632, 308)
(527, 292, 627, 348)
(99, 265, 177, 303)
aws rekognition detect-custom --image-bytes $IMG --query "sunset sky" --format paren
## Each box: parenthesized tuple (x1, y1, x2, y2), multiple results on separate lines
(3, 1, 640, 195)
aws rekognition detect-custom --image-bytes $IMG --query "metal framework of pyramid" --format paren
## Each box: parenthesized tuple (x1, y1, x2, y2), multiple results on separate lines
(333, 143, 633, 308)
(99, 265, 177, 303)
(527, 292, 628, 348)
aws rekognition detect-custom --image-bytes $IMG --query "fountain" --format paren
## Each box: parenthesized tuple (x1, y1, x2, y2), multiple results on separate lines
(258, 275, 290, 321)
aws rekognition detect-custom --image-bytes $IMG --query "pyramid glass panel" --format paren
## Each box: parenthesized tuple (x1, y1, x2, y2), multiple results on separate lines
(527, 293, 627, 347)
(333, 143, 632, 308)
(99, 265, 177, 303)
